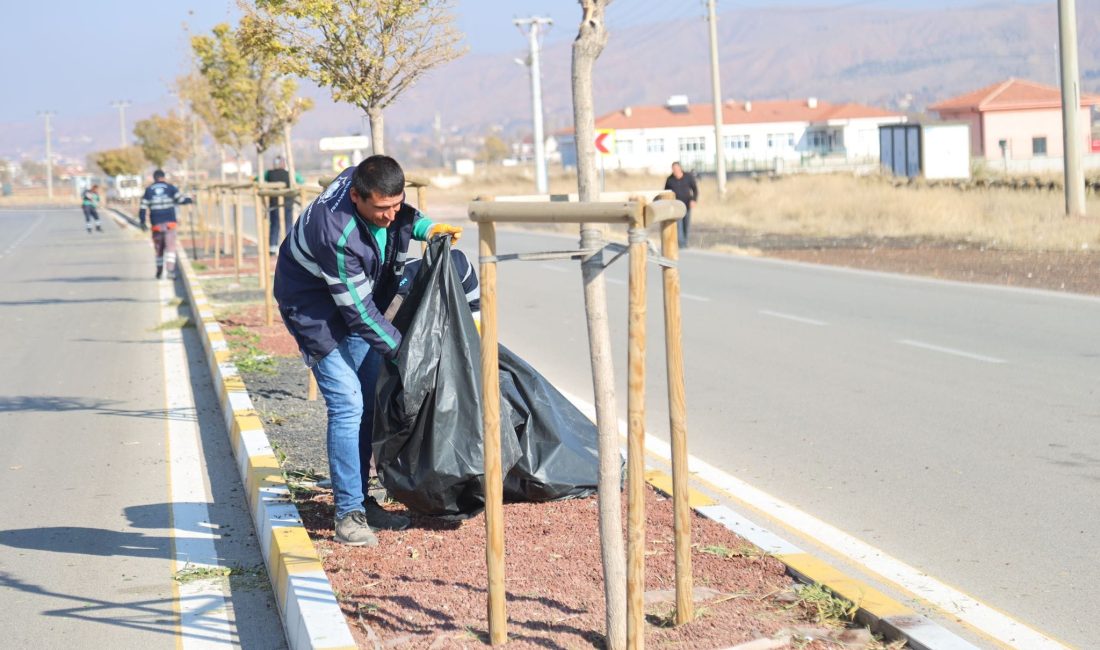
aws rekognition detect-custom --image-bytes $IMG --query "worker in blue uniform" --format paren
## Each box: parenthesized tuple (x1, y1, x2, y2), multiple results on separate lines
(273, 155, 465, 546)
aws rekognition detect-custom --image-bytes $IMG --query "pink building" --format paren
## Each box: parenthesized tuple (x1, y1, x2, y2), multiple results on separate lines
(929, 78, 1100, 164)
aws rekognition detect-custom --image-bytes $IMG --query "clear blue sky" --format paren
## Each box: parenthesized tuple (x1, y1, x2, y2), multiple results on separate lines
(0, 0, 1050, 123)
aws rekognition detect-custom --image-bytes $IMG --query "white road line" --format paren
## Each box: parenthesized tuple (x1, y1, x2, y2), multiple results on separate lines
(759, 309, 828, 326)
(898, 339, 1007, 364)
(160, 281, 235, 648)
(555, 386, 1067, 650)
(0, 213, 44, 259)
(682, 293, 711, 303)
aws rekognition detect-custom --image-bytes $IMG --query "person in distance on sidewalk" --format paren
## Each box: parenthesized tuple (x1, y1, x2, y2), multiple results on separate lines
(138, 169, 192, 279)
(273, 155, 463, 546)
(81, 184, 103, 233)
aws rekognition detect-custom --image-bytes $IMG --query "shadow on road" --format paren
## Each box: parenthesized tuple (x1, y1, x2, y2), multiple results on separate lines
(0, 570, 235, 645)
(0, 502, 244, 559)
(0, 297, 151, 306)
(0, 503, 277, 645)
(21, 275, 131, 283)
(0, 395, 197, 422)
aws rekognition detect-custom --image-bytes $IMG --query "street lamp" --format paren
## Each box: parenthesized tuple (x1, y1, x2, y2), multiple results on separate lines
(515, 17, 552, 194)
(110, 100, 131, 147)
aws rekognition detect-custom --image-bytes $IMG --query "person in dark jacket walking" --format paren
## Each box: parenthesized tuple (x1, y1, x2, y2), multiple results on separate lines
(664, 161, 699, 248)
(263, 156, 302, 254)
(273, 155, 464, 546)
(81, 184, 102, 233)
(138, 170, 192, 279)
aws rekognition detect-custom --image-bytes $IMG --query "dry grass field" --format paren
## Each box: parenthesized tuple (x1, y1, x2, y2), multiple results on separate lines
(422, 168, 1100, 252)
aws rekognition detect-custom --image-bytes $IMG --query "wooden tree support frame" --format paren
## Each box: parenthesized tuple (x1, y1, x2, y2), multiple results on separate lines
(468, 192, 689, 648)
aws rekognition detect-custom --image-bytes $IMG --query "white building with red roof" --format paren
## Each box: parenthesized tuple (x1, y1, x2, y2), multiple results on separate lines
(929, 78, 1100, 169)
(558, 95, 907, 174)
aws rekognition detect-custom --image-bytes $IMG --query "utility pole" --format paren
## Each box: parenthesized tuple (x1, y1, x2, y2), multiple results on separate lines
(110, 100, 131, 147)
(706, 0, 727, 199)
(434, 112, 445, 168)
(515, 16, 552, 194)
(37, 111, 55, 200)
(1058, 0, 1086, 217)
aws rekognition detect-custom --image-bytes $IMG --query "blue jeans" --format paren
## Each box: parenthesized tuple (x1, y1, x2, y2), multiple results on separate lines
(268, 202, 294, 248)
(312, 336, 382, 519)
(678, 208, 692, 248)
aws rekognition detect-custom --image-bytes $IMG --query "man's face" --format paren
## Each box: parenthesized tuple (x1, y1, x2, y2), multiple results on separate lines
(350, 188, 405, 228)
(671, 164, 683, 179)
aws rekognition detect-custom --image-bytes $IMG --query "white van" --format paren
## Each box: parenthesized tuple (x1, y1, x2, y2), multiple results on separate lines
(107, 175, 143, 202)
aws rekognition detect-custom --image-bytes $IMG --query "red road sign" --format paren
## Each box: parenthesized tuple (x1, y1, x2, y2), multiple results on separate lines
(595, 131, 610, 154)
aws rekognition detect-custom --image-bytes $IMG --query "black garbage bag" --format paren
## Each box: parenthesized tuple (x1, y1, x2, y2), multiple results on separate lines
(373, 237, 522, 518)
(373, 237, 600, 518)
(499, 346, 599, 502)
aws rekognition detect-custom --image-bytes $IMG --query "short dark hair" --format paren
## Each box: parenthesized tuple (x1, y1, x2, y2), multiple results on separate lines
(153, 169, 166, 180)
(352, 155, 404, 198)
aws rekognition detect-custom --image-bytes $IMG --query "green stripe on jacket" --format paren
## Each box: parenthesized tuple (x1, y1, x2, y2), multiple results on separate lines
(336, 219, 397, 350)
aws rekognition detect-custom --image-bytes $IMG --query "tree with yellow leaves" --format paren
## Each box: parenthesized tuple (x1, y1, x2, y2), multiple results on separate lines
(239, 0, 465, 156)
(191, 22, 312, 178)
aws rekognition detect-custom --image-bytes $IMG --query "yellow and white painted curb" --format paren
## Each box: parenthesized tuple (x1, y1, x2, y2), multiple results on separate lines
(177, 248, 357, 650)
(639, 435, 1072, 650)
(645, 465, 978, 650)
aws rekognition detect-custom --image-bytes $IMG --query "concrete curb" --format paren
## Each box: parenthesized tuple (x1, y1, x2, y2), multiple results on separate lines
(642, 469, 980, 650)
(176, 249, 357, 650)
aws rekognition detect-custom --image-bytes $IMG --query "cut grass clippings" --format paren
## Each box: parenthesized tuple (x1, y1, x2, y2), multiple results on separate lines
(154, 317, 194, 331)
(789, 583, 859, 628)
(225, 325, 276, 374)
(173, 563, 266, 583)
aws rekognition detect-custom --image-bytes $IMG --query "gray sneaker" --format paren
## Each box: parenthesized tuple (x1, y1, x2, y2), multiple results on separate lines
(334, 511, 378, 546)
(364, 496, 410, 531)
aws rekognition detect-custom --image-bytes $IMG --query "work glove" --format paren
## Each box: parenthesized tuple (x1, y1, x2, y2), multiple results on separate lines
(427, 223, 462, 244)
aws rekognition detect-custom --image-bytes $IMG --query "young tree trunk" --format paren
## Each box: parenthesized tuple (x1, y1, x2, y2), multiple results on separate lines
(572, 2, 625, 649)
(367, 105, 385, 155)
(283, 122, 297, 188)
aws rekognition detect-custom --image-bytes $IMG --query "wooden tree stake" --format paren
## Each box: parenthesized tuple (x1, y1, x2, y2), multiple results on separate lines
(479, 216, 507, 645)
(626, 216, 648, 649)
(661, 217, 694, 624)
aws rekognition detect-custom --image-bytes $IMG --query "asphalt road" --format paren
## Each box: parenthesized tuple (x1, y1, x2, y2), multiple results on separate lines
(454, 227, 1098, 649)
(0, 209, 285, 648)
